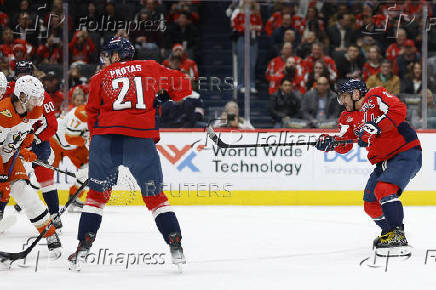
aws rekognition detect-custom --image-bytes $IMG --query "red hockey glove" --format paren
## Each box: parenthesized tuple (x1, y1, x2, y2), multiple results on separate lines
(358, 122, 381, 147)
(0, 174, 10, 202)
(20, 148, 37, 162)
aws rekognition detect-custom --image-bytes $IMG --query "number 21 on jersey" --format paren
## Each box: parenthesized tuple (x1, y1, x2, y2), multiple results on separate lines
(112, 77, 146, 111)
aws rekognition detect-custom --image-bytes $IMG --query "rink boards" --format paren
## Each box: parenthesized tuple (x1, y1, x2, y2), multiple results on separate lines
(29, 129, 436, 206)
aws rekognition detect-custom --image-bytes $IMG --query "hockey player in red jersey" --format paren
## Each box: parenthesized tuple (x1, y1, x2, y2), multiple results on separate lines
(68, 37, 192, 271)
(315, 79, 422, 257)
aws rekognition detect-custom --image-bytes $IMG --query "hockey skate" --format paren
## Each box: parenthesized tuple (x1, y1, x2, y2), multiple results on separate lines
(169, 232, 186, 272)
(373, 226, 411, 257)
(68, 232, 95, 272)
(46, 232, 63, 260)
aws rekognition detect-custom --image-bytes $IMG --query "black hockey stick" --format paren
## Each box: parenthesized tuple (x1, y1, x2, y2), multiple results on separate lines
(206, 121, 355, 148)
(32, 159, 79, 180)
(0, 179, 89, 266)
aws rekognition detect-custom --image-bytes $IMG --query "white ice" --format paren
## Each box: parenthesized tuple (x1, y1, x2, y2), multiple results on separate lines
(1, 205, 436, 290)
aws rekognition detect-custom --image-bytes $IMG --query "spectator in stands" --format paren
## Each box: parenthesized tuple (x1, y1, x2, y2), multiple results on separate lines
(13, 12, 38, 48)
(11, 0, 34, 28)
(37, 34, 62, 64)
(301, 76, 341, 128)
(401, 62, 423, 94)
(334, 44, 364, 81)
(0, 56, 8, 76)
(305, 59, 330, 91)
(304, 42, 337, 83)
(165, 11, 199, 59)
(10, 43, 27, 72)
(297, 30, 316, 59)
(231, 0, 262, 94)
(265, 4, 294, 36)
(0, 28, 14, 57)
(163, 44, 198, 80)
(394, 39, 421, 79)
(43, 71, 65, 115)
(272, 13, 299, 46)
(362, 45, 382, 81)
(66, 86, 87, 111)
(326, 13, 352, 55)
(266, 42, 294, 95)
(366, 59, 400, 95)
(303, 15, 327, 48)
(386, 28, 408, 62)
(69, 30, 95, 64)
(131, 7, 164, 56)
(270, 77, 302, 128)
(215, 100, 254, 129)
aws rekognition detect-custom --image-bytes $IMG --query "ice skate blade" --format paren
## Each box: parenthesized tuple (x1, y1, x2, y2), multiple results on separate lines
(0, 215, 18, 233)
(69, 264, 81, 272)
(375, 246, 412, 258)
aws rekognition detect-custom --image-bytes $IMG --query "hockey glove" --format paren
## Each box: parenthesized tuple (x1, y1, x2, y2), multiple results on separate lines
(20, 148, 37, 162)
(358, 122, 381, 147)
(153, 89, 170, 108)
(315, 134, 337, 152)
(0, 174, 10, 202)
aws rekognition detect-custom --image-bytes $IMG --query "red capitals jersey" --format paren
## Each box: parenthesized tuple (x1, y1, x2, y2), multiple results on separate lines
(87, 60, 192, 142)
(334, 87, 421, 164)
(4, 81, 58, 142)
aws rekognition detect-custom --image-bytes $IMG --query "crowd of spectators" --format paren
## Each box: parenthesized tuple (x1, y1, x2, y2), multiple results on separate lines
(0, 0, 204, 126)
(1, 0, 435, 129)
(229, 0, 436, 128)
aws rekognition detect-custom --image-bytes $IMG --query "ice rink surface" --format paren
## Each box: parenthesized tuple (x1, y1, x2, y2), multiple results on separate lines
(1, 205, 436, 290)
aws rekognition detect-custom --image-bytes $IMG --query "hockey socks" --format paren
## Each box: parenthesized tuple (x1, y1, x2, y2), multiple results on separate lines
(77, 212, 102, 241)
(155, 212, 182, 244)
(42, 189, 60, 215)
(381, 196, 404, 230)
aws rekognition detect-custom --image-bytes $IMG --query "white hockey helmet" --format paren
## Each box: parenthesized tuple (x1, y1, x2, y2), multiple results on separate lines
(0, 72, 7, 97)
(14, 75, 44, 106)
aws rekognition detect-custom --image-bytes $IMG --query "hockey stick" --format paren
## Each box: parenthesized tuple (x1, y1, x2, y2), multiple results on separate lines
(31, 159, 79, 180)
(206, 121, 355, 148)
(0, 179, 89, 265)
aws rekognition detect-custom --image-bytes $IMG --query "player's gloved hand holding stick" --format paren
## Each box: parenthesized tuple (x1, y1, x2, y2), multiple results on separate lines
(358, 122, 381, 147)
(315, 134, 338, 151)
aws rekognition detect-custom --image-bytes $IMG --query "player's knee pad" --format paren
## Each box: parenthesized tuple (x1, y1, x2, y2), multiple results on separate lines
(364, 201, 383, 219)
(142, 191, 170, 212)
(34, 166, 54, 190)
(10, 180, 50, 227)
(374, 182, 400, 203)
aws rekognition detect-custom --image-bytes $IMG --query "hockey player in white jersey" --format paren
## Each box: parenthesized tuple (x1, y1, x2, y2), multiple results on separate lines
(0, 75, 62, 259)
